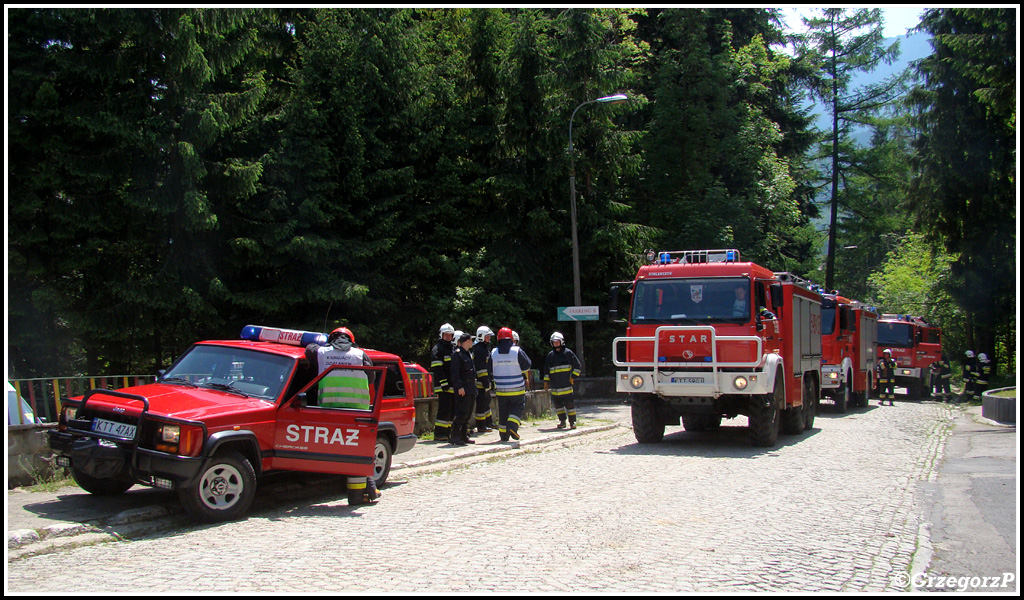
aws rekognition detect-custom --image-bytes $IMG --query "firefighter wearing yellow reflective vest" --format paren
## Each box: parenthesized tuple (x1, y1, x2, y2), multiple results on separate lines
(490, 327, 532, 441)
(430, 323, 456, 441)
(543, 331, 582, 429)
(305, 327, 380, 504)
(877, 348, 896, 406)
(472, 326, 495, 433)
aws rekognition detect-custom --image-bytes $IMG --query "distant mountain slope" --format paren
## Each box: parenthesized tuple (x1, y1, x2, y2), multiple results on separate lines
(807, 31, 933, 140)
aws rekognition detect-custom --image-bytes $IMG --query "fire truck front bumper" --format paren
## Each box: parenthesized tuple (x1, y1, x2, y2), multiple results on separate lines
(821, 365, 842, 389)
(616, 370, 771, 398)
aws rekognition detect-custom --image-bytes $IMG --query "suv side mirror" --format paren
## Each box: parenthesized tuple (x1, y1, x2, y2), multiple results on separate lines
(294, 392, 309, 408)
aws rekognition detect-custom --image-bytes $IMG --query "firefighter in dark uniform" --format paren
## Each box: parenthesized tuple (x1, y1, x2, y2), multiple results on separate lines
(491, 327, 532, 441)
(933, 353, 953, 402)
(877, 348, 896, 406)
(431, 323, 456, 441)
(543, 331, 582, 429)
(961, 350, 977, 403)
(975, 353, 992, 401)
(472, 326, 495, 433)
(449, 332, 478, 446)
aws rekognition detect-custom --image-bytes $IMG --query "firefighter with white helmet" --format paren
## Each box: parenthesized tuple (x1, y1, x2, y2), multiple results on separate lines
(543, 331, 582, 429)
(975, 352, 991, 401)
(877, 348, 896, 406)
(961, 350, 978, 403)
(472, 326, 495, 432)
(430, 323, 456, 440)
(305, 327, 380, 504)
(490, 327, 532, 441)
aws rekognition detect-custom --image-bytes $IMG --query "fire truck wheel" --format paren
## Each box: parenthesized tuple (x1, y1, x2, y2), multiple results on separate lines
(178, 450, 256, 523)
(748, 391, 780, 447)
(803, 378, 816, 430)
(70, 465, 135, 496)
(781, 403, 804, 435)
(631, 395, 665, 443)
(372, 435, 392, 488)
(835, 380, 849, 413)
(682, 415, 720, 432)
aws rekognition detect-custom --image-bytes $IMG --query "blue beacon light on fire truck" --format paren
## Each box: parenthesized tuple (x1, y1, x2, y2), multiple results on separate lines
(240, 325, 327, 347)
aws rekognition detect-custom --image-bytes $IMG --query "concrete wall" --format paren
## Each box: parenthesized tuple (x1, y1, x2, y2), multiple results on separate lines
(8, 423, 62, 489)
(982, 388, 1016, 424)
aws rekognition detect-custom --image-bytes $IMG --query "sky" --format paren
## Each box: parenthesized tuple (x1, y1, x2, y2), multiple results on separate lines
(780, 6, 928, 38)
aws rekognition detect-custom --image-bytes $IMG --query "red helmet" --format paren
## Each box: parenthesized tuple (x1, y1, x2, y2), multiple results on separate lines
(497, 327, 514, 341)
(329, 327, 355, 344)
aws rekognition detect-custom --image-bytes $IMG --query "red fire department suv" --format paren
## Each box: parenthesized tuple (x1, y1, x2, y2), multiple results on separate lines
(49, 326, 417, 522)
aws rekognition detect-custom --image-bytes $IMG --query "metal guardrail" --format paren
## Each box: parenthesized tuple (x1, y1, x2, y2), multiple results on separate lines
(8, 375, 157, 425)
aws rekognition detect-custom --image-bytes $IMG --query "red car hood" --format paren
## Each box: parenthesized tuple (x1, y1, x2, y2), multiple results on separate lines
(78, 382, 276, 422)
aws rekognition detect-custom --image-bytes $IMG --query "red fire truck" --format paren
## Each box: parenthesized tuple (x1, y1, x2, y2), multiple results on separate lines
(610, 249, 822, 447)
(875, 315, 943, 399)
(817, 292, 878, 412)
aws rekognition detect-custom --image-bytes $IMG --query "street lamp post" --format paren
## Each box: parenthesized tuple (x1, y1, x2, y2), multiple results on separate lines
(568, 93, 628, 375)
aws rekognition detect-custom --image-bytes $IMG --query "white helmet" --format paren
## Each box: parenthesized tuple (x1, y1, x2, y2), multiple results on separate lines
(883, 348, 892, 355)
(550, 331, 565, 347)
(453, 330, 464, 343)
(512, 331, 520, 345)
(439, 323, 455, 339)
(978, 353, 988, 362)
(475, 326, 493, 343)
(965, 350, 975, 358)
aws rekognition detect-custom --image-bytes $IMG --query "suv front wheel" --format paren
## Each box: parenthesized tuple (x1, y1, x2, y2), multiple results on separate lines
(178, 450, 256, 523)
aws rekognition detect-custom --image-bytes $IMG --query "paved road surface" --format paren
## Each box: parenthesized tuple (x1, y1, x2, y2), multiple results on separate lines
(6, 399, 1015, 593)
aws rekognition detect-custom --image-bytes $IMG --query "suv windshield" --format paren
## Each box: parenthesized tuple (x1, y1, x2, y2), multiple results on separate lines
(161, 345, 294, 401)
(877, 322, 914, 348)
(631, 277, 751, 324)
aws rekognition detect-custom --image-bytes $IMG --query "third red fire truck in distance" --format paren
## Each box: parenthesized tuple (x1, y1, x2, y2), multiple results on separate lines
(610, 249, 822, 447)
(875, 314, 942, 399)
(816, 290, 878, 412)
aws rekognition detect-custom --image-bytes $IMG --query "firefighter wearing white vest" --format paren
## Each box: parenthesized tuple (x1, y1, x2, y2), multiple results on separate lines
(305, 327, 380, 504)
(472, 325, 495, 433)
(543, 331, 582, 429)
(430, 323, 456, 441)
(490, 327, 532, 441)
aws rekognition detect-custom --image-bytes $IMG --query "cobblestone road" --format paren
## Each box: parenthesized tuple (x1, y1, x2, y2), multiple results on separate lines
(7, 401, 954, 593)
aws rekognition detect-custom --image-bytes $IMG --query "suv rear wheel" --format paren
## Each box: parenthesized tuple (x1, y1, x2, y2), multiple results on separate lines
(178, 450, 256, 523)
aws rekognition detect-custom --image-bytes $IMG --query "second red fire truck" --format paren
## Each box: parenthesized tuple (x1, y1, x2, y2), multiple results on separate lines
(610, 249, 822, 447)
(817, 291, 878, 412)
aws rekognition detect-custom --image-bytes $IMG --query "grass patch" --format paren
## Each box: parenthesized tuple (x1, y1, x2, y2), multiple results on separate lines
(990, 388, 1017, 398)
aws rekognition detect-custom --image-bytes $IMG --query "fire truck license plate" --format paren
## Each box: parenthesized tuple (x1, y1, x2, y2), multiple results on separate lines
(91, 418, 137, 439)
(671, 377, 705, 384)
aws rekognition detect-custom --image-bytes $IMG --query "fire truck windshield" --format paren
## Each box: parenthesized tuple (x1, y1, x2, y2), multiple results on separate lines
(631, 277, 751, 324)
(877, 322, 915, 348)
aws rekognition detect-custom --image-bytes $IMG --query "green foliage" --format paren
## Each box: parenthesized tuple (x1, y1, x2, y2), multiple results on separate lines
(907, 8, 1016, 370)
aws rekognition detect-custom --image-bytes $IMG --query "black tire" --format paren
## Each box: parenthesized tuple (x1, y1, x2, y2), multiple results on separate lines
(371, 436, 393, 488)
(748, 378, 781, 447)
(71, 465, 135, 496)
(178, 450, 256, 523)
(631, 394, 665, 443)
(803, 377, 817, 430)
(835, 379, 849, 413)
(781, 402, 804, 435)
